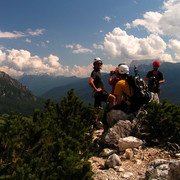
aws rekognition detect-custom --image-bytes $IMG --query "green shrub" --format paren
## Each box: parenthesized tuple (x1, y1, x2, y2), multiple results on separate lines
(145, 99, 180, 147)
(0, 89, 95, 179)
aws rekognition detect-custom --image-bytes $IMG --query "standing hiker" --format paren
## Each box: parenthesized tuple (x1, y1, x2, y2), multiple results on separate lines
(89, 57, 115, 109)
(145, 61, 165, 103)
(89, 57, 116, 129)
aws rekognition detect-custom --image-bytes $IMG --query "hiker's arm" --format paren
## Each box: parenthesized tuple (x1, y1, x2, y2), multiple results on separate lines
(89, 77, 102, 92)
(159, 79, 165, 84)
(108, 75, 113, 85)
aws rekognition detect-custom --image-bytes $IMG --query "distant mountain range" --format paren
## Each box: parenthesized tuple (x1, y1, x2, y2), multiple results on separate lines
(18, 60, 180, 106)
(19, 75, 80, 96)
(0, 71, 44, 116)
(1, 60, 178, 116)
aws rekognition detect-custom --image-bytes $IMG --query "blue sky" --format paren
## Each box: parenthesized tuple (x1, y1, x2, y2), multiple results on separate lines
(0, 0, 180, 77)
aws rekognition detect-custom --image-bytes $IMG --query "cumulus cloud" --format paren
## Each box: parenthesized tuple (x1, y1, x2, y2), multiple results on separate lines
(102, 27, 174, 63)
(0, 49, 67, 77)
(168, 39, 180, 60)
(65, 43, 93, 54)
(0, 48, 116, 78)
(126, 12, 163, 35)
(99, 0, 180, 63)
(0, 48, 102, 78)
(126, 0, 180, 38)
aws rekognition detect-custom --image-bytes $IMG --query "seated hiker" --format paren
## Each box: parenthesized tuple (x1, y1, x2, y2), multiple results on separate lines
(113, 64, 132, 112)
(145, 60, 165, 103)
(101, 64, 132, 132)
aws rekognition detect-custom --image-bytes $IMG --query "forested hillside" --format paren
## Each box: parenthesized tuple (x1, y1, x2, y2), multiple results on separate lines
(0, 71, 44, 116)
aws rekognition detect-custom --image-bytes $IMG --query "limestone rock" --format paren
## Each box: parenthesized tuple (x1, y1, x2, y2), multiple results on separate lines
(146, 159, 180, 180)
(99, 148, 117, 157)
(99, 120, 133, 148)
(105, 153, 121, 168)
(106, 109, 134, 128)
(118, 136, 143, 151)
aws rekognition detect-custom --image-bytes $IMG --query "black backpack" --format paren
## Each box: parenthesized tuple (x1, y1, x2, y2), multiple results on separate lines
(124, 66, 152, 112)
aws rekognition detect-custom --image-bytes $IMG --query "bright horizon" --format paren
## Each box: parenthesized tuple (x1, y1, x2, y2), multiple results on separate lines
(0, 0, 180, 78)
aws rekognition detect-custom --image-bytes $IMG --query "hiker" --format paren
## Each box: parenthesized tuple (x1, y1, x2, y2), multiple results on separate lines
(145, 61, 165, 103)
(108, 64, 124, 94)
(113, 64, 132, 112)
(89, 57, 115, 109)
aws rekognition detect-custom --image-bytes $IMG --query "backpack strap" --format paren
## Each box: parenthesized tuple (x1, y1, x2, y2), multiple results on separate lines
(122, 77, 133, 103)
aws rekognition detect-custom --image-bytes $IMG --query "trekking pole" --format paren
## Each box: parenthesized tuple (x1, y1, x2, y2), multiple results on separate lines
(134, 65, 139, 76)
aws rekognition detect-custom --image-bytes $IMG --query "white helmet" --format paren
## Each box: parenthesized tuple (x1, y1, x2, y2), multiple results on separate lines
(93, 57, 102, 65)
(118, 64, 129, 74)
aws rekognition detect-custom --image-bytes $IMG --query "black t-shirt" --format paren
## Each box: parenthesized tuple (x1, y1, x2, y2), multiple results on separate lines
(146, 70, 164, 93)
(90, 69, 104, 90)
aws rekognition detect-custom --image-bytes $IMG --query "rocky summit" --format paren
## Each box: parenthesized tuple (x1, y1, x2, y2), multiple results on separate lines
(90, 109, 180, 180)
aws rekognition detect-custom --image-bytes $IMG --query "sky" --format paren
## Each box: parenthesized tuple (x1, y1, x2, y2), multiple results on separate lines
(0, 0, 180, 78)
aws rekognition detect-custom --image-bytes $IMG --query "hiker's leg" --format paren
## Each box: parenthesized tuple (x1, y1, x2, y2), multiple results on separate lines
(93, 93, 104, 129)
(101, 110, 109, 133)
(94, 92, 102, 108)
(107, 94, 116, 109)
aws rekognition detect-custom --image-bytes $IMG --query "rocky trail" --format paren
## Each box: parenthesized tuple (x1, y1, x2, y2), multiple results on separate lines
(89, 129, 180, 180)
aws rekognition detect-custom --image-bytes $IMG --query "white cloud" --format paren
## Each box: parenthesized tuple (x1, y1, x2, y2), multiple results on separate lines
(126, 12, 163, 35)
(100, 0, 180, 63)
(70, 64, 116, 77)
(25, 38, 32, 43)
(27, 28, 45, 36)
(0, 28, 45, 39)
(70, 65, 92, 77)
(65, 43, 93, 54)
(0, 50, 6, 62)
(36, 40, 49, 48)
(65, 44, 74, 49)
(93, 43, 104, 50)
(0, 48, 116, 78)
(102, 27, 174, 63)
(126, 0, 180, 38)
(0, 30, 25, 38)
(0, 66, 24, 77)
(168, 39, 180, 59)
(104, 16, 111, 22)
(72, 48, 92, 54)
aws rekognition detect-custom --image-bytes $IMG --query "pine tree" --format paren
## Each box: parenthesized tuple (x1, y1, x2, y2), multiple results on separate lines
(145, 99, 180, 147)
(0, 89, 95, 179)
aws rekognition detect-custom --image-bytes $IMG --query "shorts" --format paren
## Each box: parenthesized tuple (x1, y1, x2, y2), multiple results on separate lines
(93, 91, 109, 107)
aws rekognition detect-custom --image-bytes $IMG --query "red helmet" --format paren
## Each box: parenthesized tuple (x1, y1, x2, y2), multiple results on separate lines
(153, 61, 160, 67)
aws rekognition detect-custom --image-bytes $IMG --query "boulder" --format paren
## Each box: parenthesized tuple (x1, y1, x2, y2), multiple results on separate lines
(106, 109, 134, 128)
(105, 153, 121, 168)
(146, 159, 180, 180)
(99, 120, 133, 148)
(99, 148, 117, 157)
(118, 136, 143, 151)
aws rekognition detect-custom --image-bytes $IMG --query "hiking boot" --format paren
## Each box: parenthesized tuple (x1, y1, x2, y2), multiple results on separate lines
(94, 121, 103, 130)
